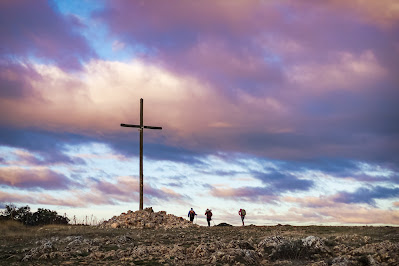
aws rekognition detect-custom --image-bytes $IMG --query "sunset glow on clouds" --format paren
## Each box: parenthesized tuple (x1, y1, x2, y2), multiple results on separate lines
(1, 0, 398, 226)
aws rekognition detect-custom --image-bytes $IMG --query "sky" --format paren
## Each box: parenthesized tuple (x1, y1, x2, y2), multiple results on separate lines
(0, 0, 398, 226)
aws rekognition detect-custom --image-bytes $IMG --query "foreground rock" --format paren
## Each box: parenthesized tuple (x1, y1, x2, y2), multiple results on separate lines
(1, 216, 399, 265)
(15, 230, 399, 265)
(99, 207, 198, 229)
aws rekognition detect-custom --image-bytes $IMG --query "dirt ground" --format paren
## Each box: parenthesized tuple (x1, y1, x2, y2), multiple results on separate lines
(1, 221, 399, 265)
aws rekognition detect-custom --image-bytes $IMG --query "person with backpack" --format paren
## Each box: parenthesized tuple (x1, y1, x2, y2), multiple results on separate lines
(205, 209, 212, 227)
(238, 208, 246, 226)
(187, 208, 197, 222)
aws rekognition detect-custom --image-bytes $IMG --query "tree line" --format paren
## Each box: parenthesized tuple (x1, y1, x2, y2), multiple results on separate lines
(0, 204, 69, 226)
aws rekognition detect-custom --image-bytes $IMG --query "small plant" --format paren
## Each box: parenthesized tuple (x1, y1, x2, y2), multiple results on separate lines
(270, 239, 305, 260)
(357, 255, 371, 266)
(324, 238, 337, 247)
(270, 238, 325, 261)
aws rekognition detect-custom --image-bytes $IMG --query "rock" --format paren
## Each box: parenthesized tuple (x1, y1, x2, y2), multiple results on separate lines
(99, 207, 198, 229)
(228, 240, 254, 250)
(242, 249, 260, 264)
(331, 255, 352, 266)
(63, 236, 83, 243)
(116, 234, 133, 244)
(194, 244, 211, 258)
(217, 222, 232, 226)
(144, 207, 154, 213)
(67, 238, 82, 247)
(257, 235, 287, 254)
(110, 222, 119, 228)
(301, 236, 330, 254)
(309, 261, 328, 266)
(23, 240, 57, 261)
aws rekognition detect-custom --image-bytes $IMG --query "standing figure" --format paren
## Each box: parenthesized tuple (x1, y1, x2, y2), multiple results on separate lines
(238, 208, 246, 226)
(188, 208, 197, 222)
(205, 209, 213, 227)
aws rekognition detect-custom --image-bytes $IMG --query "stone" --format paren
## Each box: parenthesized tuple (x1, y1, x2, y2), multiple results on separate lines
(110, 222, 119, 228)
(301, 236, 330, 254)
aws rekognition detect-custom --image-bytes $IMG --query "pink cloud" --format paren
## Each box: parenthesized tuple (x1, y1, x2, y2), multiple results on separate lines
(0, 166, 74, 190)
(0, 190, 92, 207)
(92, 175, 188, 203)
(284, 196, 337, 208)
(219, 204, 399, 225)
(319, 0, 399, 28)
(282, 195, 399, 225)
(285, 50, 387, 93)
(0, 60, 291, 145)
(0, 174, 188, 208)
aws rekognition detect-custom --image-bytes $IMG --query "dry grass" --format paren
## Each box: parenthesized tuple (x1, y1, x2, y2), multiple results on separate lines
(1, 221, 398, 244)
(0, 220, 133, 242)
(0, 220, 31, 239)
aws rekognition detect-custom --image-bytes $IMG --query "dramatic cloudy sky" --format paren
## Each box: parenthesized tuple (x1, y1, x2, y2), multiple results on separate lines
(1, 0, 398, 226)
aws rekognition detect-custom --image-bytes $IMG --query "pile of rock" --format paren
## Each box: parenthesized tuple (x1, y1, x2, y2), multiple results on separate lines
(99, 207, 197, 229)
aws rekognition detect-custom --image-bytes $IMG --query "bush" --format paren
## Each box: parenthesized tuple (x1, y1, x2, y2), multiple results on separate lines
(0, 204, 69, 226)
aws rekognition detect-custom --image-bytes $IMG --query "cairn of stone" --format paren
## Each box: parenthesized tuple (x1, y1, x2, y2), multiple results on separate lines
(99, 207, 197, 229)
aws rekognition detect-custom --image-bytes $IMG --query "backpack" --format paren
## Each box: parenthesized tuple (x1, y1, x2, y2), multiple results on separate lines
(241, 209, 246, 216)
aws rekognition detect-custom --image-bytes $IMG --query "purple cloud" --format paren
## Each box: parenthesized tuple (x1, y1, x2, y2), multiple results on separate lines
(0, 62, 42, 99)
(334, 186, 399, 206)
(209, 185, 279, 203)
(0, 167, 76, 190)
(252, 170, 314, 193)
(0, 0, 95, 70)
(0, 127, 86, 165)
(93, 0, 399, 168)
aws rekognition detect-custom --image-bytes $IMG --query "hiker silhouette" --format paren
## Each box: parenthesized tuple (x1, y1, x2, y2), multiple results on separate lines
(188, 208, 197, 222)
(238, 209, 246, 226)
(205, 209, 212, 227)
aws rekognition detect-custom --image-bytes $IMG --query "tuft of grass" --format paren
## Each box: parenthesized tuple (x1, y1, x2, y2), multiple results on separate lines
(357, 254, 371, 266)
(0, 220, 26, 231)
(0, 220, 32, 240)
(270, 239, 305, 261)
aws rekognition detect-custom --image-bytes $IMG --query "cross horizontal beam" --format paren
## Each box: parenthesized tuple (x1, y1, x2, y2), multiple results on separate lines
(121, 123, 162, 130)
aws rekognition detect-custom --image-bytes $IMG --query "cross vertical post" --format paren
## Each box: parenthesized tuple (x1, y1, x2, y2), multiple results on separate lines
(139, 98, 143, 210)
(121, 98, 162, 210)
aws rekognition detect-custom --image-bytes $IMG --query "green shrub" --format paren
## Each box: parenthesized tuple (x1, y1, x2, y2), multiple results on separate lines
(0, 204, 69, 226)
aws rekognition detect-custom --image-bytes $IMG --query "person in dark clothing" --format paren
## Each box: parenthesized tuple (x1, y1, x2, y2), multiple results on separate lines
(188, 208, 197, 222)
(205, 209, 212, 227)
(238, 208, 246, 226)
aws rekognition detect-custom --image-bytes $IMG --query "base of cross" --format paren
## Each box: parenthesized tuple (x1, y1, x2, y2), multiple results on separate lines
(99, 207, 197, 229)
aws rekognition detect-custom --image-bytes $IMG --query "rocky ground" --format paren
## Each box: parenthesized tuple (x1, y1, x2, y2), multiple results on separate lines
(1, 208, 399, 265)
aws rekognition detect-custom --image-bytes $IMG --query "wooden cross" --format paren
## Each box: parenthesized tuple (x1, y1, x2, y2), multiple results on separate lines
(121, 98, 162, 210)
